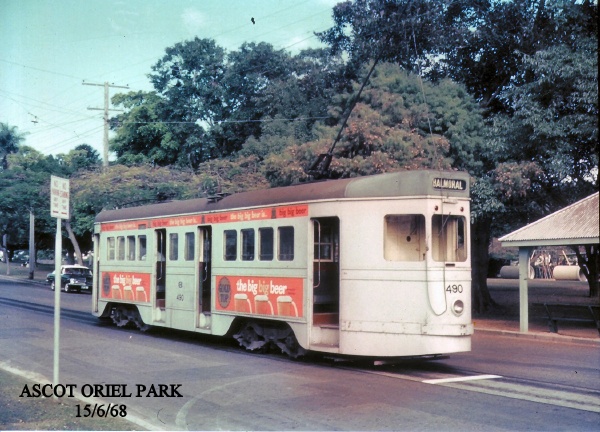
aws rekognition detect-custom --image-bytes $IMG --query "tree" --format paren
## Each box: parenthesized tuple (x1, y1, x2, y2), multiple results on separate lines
(69, 165, 205, 247)
(148, 38, 226, 163)
(0, 144, 104, 265)
(489, 36, 598, 298)
(0, 147, 56, 258)
(118, 39, 347, 168)
(59, 144, 102, 171)
(264, 63, 484, 184)
(0, 123, 27, 170)
(238, 47, 348, 160)
(110, 91, 177, 166)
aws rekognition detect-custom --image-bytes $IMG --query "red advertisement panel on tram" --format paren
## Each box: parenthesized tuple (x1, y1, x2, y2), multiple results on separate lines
(101, 272, 152, 303)
(215, 275, 304, 318)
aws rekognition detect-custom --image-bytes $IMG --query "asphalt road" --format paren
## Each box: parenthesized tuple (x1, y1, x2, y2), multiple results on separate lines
(1, 279, 599, 431)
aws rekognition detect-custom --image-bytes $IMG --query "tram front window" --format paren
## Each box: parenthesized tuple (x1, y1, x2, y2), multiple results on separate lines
(384, 215, 426, 261)
(432, 215, 467, 262)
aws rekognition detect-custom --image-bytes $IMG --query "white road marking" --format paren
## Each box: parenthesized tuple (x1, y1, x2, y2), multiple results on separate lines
(423, 374, 502, 384)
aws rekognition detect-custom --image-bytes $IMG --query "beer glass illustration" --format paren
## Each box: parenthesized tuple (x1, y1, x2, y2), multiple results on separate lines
(277, 296, 298, 317)
(136, 286, 147, 302)
(123, 286, 134, 301)
(234, 293, 252, 313)
(254, 294, 274, 315)
(111, 285, 122, 299)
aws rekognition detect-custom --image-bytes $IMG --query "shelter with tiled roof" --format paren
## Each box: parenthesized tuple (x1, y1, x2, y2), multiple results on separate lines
(499, 192, 599, 332)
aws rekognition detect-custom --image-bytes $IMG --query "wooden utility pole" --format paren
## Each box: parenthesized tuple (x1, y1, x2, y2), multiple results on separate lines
(28, 211, 35, 279)
(83, 81, 129, 167)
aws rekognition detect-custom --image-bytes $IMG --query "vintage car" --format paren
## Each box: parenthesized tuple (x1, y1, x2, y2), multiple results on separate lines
(47, 265, 93, 293)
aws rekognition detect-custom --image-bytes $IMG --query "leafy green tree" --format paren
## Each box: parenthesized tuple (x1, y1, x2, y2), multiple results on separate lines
(0, 123, 27, 170)
(0, 147, 56, 257)
(0, 144, 104, 264)
(148, 38, 226, 163)
(110, 91, 176, 166)
(115, 39, 347, 168)
(488, 37, 599, 297)
(69, 165, 204, 240)
(59, 144, 102, 171)
(264, 63, 484, 184)
(237, 48, 347, 160)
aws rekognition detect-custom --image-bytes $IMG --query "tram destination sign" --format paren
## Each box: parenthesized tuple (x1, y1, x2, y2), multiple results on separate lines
(50, 175, 70, 219)
(432, 177, 467, 191)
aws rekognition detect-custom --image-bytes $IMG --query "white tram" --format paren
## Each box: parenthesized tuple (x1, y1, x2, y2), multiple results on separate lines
(92, 170, 473, 358)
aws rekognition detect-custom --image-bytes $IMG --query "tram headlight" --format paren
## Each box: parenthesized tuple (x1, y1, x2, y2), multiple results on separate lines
(452, 300, 464, 316)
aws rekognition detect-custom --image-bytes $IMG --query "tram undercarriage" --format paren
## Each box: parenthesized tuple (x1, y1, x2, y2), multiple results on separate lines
(107, 303, 307, 358)
(110, 304, 149, 331)
(233, 320, 307, 358)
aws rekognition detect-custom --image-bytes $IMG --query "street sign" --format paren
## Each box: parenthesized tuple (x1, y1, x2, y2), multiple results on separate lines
(50, 175, 70, 219)
(50, 175, 69, 393)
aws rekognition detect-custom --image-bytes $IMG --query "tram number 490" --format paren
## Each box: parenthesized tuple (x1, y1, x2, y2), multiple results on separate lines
(446, 284, 463, 293)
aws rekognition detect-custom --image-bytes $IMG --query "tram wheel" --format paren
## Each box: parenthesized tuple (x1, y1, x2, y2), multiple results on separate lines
(133, 314, 150, 332)
(234, 322, 268, 352)
(111, 306, 130, 327)
(277, 331, 307, 359)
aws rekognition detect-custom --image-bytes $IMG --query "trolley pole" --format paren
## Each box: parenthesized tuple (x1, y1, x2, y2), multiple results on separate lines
(50, 176, 69, 395)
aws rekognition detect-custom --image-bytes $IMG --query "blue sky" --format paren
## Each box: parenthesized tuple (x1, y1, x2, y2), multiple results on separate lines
(1, 0, 338, 159)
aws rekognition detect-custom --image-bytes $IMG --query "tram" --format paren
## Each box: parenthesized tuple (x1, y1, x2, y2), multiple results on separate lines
(92, 170, 473, 358)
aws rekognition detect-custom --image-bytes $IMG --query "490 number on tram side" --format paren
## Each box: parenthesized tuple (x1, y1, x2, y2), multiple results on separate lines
(92, 170, 473, 358)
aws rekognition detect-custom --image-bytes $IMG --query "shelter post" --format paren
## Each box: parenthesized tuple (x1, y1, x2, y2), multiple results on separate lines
(518, 247, 532, 332)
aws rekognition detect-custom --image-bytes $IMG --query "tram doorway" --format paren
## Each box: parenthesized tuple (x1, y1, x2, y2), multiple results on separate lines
(312, 217, 340, 325)
(197, 226, 212, 327)
(155, 229, 166, 311)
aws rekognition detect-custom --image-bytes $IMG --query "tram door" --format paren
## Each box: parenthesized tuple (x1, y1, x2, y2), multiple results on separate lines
(92, 233, 100, 314)
(197, 227, 212, 322)
(312, 217, 340, 323)
(155, 229, 167, 310)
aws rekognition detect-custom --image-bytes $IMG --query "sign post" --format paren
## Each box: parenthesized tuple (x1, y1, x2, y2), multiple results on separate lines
(50, 176, 69, 393)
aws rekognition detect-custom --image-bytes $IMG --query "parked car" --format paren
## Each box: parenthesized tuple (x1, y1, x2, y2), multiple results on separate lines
(47, 265, 93, 293)
(11, 250, 30, 266)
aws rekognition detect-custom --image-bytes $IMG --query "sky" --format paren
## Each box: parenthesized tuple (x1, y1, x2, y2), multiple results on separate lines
(0, 0, 339, 160)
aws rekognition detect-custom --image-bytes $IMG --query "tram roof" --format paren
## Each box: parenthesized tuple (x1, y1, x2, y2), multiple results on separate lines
(96, 170, 469, 223)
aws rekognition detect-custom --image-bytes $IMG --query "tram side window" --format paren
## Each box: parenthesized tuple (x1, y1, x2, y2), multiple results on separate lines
(278, 226, 294, 261)
(127, 235, 135, 261)
(224, 230, 237, 261)
(107, 237, 115, 261)
(241, 229, 255, 261)
(117, 236, 125, 260)
(384, 215, 426, 261)
(432, 215, 467, 262)
(184, 232, 194, 261)
(314, 222, 336, 261)
(169, 233, 179, 261)
(138, 235, 147, 260)
(259, 228, 274, 261)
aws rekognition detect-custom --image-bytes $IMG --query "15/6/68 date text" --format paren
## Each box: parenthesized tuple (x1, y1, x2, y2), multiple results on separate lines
(76, 403, 127, 418)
